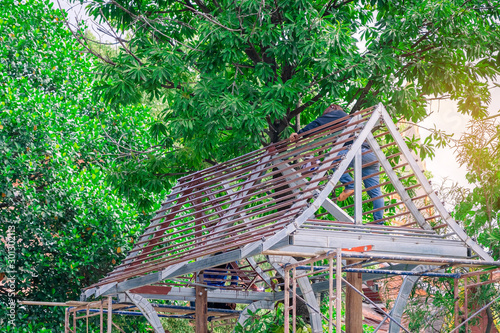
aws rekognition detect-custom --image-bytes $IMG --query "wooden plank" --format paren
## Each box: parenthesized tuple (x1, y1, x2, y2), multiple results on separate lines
(336, 250, 342, 332)
(263, 250, 326, 257)
(304, 219, 437, 234)
(65, 308, 69, 333)
(100, 300, 103, 333)
(300, 223, 446, 238)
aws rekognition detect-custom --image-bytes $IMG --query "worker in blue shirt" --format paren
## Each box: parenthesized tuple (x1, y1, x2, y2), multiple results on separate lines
(289, 104, 384, 223)
(203, 263, 239, 287)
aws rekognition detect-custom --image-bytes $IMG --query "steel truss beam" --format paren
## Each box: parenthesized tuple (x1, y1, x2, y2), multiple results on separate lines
(366, 133, 433, 230)
(237, 301, 275, 328)
(124, 292, 165, 333)
(380, 109, 494, 261)
(387, 265, 432, 333)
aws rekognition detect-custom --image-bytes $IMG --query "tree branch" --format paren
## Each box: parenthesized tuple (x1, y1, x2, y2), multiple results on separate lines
(99, 8, 143, 66)
(401, 45, 436, 58)
(244, 42, 262, 64)
(109, 0, 199, 51)
(192, 0, 210, 14)
(307, 64, 358, 89)
(411, 29, 433, 49)
(180, 0, 242, 32)
(332, 0, 356, 9)
(350, 79, 374, 113)
(321, 0, 338, 17)
(280, 63, 296, 83)
(286, 93, 323, 123)
(56, 0, 116, 66)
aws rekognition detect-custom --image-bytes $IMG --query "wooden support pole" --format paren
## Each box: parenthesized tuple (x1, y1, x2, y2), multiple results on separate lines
(284, 265, 290, 333)
(346, 260, 363, 333)
(107, 297, 112, 333)
(86, 304, 89, 333)
(464, 277, 468, 333)
(336, 249, 342, 331)
(328, 258, 333, 333)
(195, 284, 208, 333)
(64, 307, 69, 333)
(100, 299, 103, 333)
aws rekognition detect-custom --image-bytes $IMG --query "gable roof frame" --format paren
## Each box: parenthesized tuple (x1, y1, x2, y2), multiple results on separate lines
(84, 106, 381, 299)
(83, 103, 495, 301)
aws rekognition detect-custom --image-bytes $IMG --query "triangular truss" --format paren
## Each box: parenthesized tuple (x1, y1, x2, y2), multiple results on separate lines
(80, 104, 497, 332)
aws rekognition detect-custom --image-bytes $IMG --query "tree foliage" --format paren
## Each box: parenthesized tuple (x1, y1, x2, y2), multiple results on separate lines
(71, 0, 500, 201)
(1, 0, 499, 331)
(454, 117, 500, 259)
(0, 1, 152, 330)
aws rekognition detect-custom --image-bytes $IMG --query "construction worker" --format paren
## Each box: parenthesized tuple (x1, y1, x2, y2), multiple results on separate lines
(289, 104, 384, 223)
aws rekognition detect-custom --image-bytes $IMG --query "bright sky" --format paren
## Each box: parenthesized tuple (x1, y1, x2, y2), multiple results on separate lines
(420, 85, 500, 189)
(54, 0, 115, 42)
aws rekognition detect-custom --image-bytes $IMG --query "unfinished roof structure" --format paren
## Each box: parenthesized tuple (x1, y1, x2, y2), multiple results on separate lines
(78, 104, 499, 332)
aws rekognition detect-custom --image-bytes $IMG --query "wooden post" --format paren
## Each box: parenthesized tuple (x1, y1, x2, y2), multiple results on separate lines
(354, 148, 362, 224)
(107, 297, 112, 333)
(346, 260, 363, 333)
(73, 308, 76, 333)
(328, 258, 333, 333)
(284, 265, 290, 333)
(464, 277, 468, 333)
(195, 284, 208, 333)
(99, 299, 104, 333)
(336, 249, 342, 332)
(64, 307, 69, 333)
(86, 304, 90, 333)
